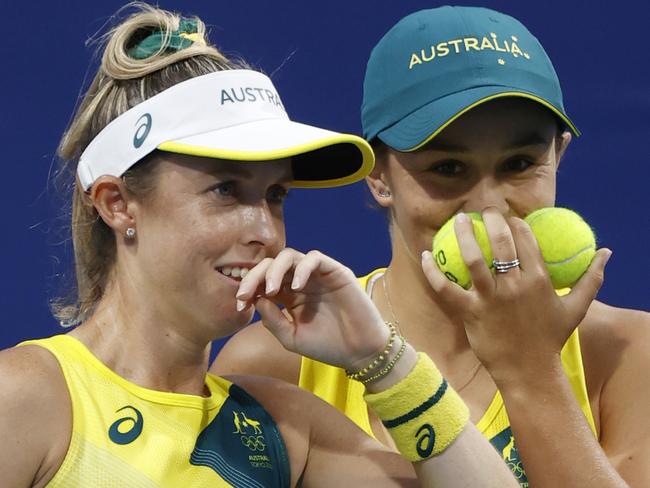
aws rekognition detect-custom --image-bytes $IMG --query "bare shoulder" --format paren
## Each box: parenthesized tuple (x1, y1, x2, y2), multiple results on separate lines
(580, 300, 650, 378)
(211, 321, 302, 384)
(580, 301, 650, 422)
(580, 301, 649, 387)
(0, 344, 72, 487)
(223, 374, 322, 446)
(226, 374, 312, 431)
(579, 303, 650, 479)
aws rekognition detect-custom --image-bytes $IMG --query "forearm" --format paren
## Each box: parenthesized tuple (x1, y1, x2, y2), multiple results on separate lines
(414, 423, 518, 487)
(499, 361, 628, 488)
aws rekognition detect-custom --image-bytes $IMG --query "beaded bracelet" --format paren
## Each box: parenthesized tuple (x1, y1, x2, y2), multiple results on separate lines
(360, 335, 407, 385)
(345, 322, 397, 381)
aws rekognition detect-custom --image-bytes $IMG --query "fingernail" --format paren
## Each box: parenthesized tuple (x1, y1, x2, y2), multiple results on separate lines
(456, 212, 469, 223)
(604, 249, 613, 264)
(421, 250, 432, 261)
(265, 280, 274, 294)
(236, 299, 246, 311)
(291, 277, 301, 290)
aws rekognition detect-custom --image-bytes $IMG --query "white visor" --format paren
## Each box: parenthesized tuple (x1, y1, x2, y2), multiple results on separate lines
(78, 70, 374, 190)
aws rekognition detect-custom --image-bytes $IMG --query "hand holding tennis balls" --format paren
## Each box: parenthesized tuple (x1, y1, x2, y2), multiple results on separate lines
(432, 208, 596, 289)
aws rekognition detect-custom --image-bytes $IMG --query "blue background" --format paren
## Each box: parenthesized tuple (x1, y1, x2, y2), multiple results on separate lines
(2, 1, 648, 354)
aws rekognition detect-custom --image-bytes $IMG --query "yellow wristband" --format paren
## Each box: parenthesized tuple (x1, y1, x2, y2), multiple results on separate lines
(364, 353, 469, 462)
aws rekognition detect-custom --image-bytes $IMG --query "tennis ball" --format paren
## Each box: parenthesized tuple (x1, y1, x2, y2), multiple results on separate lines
(431, 208, 596, 290)
(524, 207, 596, 289)
(432, 212, 493, 289)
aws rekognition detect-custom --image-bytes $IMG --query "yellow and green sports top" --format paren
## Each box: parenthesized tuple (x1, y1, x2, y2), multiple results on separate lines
(299, 269, 597, 487)
(19, 335, 290, 488)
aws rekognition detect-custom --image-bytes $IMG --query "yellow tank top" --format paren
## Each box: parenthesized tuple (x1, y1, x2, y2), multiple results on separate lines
(20, 335, 290, 488)
(299, 269, 596, 487)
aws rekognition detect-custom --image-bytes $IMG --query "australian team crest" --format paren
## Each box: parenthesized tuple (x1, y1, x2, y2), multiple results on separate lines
(490, 427, 528, 487)
(190, 384, 290, 488)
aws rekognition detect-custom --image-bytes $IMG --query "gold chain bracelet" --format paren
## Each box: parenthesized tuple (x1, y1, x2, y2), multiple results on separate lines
(345, 322, 397, 381)
(360, 335, 407, 385)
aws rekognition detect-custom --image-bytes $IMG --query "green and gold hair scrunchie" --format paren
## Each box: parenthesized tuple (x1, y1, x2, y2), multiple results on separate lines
(128, 18, 206, 60)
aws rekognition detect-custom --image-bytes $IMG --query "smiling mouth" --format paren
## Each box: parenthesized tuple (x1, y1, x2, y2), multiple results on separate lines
(216, 266, 250, 281)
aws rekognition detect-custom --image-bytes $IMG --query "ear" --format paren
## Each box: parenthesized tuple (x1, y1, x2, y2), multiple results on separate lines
(89, 176, 138, 239)
(555, 130, 572, 170)
(365, 153, 393, 208)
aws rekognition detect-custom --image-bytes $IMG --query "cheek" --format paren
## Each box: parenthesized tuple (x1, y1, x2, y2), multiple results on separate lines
(140, 204, 235, 264)
(510, 170, 557, 215)
(190, 215, 239, 256)
(394, 181, 457, 226)
(393, 191, 456, 248)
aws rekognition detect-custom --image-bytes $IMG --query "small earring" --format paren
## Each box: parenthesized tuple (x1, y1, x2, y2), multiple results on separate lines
(125, 227, 136, 239)
(378, 189, 391, 198)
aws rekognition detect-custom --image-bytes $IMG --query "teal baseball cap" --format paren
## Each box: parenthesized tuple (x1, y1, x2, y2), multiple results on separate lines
(361, 6, 579, 151)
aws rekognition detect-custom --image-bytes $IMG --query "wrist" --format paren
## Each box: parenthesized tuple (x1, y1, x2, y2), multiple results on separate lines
(364, 343, 418, 393)
(364, 353, 470, 462)
(493, 352, 566, 398)
(345, 321, 412, 385)
(344, 320, 394, 375)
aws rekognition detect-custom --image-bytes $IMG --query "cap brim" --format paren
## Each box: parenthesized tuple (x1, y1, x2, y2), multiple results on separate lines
(158, 119, 374, 188)
(377, 86, 580, 152)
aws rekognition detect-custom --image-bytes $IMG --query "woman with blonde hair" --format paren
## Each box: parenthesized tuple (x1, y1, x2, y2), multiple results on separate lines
(0, 4, 519, 487)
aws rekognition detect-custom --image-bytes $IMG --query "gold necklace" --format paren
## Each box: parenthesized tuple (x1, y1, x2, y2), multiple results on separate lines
(379, 272, 404, 337)
(380, 271, 482, 393)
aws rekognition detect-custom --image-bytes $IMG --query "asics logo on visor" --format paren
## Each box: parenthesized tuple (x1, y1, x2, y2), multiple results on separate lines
(133, 113, 153, 148)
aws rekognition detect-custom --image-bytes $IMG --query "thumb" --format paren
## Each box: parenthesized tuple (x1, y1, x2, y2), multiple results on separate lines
(563, 248, 612, 319)
(255, 297, 297, 352)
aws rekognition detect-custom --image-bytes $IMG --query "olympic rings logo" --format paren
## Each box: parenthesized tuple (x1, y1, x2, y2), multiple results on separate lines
(240, 435, 266, 451)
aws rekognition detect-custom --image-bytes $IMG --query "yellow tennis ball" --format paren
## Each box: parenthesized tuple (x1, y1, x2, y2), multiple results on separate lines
(432, 208, 597, 290)
(431, 212, 493, 289)
(524, 207, 596, 289)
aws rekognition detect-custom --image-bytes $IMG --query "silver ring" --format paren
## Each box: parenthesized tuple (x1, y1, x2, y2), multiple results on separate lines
(493, 258, 520, 273)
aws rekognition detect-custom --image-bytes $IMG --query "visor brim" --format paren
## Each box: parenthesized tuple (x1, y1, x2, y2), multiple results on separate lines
(159, 118, 374, 188)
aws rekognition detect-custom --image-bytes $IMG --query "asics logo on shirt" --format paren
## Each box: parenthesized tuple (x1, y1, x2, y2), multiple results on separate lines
(108, 405, 144, 445)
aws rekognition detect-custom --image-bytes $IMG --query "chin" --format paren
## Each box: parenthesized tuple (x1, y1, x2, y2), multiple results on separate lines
(210, 307, 256, 339)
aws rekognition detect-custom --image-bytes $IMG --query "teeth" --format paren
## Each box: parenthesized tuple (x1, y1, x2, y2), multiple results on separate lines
(218, 266, 250, 279)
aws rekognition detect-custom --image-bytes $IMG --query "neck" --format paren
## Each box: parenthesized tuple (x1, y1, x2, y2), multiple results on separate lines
(70, 280, 212, 397)
(377, 240, 473, 364)
(376, 235, 497, 413)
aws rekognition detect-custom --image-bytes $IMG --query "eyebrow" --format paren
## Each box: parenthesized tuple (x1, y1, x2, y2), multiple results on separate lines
(422, 131, 553, 153)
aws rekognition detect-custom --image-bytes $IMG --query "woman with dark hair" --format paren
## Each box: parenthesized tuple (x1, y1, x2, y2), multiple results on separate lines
(216, 6, 650, 487)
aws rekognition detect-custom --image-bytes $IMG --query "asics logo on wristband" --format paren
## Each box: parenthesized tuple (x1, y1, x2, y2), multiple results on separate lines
(415, 424, 436, 458)
(365, 354, 470, 461)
